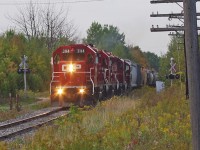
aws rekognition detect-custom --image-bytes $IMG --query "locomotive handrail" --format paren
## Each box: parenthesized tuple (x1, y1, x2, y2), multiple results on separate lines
(50, 70, 95, 95)
(114, 73, 119, 90)
(52, 71, 91, 74)
(104, 69, 109, 84)
(89, 68, 95, 95)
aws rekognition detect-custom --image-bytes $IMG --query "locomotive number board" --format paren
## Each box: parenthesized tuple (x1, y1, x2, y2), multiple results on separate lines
(75, 49, 85, 53)
(62, 49, 85, 54)
(62, 49, 70, 53)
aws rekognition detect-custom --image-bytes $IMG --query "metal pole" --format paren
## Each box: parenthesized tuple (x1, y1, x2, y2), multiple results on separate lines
(170, 57, 174, 86)
(183, 0, 200, 149)
(24, 55, 27, 97)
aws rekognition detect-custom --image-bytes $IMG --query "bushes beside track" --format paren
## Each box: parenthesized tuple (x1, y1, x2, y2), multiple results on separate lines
(4, 86, 191, 150)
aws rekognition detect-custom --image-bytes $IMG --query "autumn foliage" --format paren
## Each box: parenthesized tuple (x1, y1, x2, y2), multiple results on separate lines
(129, 46, 149, 68)
(4, 86, 191, 150)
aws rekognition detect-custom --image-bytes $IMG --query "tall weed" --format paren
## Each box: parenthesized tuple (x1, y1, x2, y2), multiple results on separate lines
(6, 86, 191, 150)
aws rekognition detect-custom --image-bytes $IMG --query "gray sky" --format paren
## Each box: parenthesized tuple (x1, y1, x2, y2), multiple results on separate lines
(0, 0, 196, 55)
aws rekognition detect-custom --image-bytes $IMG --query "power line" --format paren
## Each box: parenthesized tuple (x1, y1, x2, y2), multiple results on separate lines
(0, 0, 104, 5)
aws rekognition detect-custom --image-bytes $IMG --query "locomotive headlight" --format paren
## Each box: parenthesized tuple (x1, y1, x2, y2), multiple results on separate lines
(57, 88, 63, 95)
(79, 88, 85, 94)
(68, 64, 74, 73)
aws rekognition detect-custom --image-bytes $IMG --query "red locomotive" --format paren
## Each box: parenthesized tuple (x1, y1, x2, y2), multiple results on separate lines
(50, 44, 157, 107)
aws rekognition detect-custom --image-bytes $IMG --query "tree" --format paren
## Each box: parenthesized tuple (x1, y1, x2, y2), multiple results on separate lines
(143, 51, 160, 71)
(40, 5, 77, 51)
(0, 30, 24, 96)
(85, 22, 131, 59)
(85, 22, 103, 46)
(100, 24, 125, 51)
(85, 22, 125, 51)
(11, 2, 40, 40)
(10, 2, 77, 52)
(129, 46, 149, 67)
(0, 29, 53, 98)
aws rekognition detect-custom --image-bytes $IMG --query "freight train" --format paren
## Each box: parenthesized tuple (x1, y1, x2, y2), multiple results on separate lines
(50, 44, 157, 107)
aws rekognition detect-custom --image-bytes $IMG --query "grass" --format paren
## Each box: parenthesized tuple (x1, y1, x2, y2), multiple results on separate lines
(0, 90, 51, 122)
(2, 86, 192, 150)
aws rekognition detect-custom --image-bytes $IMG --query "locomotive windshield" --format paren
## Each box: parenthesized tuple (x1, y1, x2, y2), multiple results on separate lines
(62, 48, 85, 61)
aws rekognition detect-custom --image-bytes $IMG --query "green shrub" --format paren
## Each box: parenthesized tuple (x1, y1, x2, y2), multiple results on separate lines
(8, 86, 192, 150)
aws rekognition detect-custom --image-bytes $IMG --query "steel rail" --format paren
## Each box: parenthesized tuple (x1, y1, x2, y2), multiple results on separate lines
(0, 107, 69, 141)
(0, 113, 68, 141)
(0, 107, 67, 129)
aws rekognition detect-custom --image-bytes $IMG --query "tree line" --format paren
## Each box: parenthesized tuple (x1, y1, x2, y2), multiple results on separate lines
(0, 2, 160, 98)
(84, 22, 160, 69)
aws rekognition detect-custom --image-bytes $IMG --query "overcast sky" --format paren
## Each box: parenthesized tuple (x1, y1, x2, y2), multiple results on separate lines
(0, 0, 198, 56)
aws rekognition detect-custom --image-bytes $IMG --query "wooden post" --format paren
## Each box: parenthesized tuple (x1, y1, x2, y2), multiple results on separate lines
(183, 0, 200, 149)
(183, 32, 189, 99)
(16, 94, 21, 112)
(9, 93, 12, 110)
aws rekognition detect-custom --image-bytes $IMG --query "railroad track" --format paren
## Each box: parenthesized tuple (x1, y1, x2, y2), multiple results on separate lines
(0, 107, 69, 141)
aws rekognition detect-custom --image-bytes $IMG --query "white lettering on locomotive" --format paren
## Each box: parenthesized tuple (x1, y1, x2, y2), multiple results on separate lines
(62, 49, 70, 53)
(76, 49, 85, 53)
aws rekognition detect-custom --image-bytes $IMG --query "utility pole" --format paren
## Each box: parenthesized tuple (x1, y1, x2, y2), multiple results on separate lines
(183, 0, 200, 148)
(151, 0, 200, 148)
(150, 1, 190, 98)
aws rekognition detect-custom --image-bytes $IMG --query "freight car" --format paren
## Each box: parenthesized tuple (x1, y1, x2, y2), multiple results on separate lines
(50, 44, 155, 107)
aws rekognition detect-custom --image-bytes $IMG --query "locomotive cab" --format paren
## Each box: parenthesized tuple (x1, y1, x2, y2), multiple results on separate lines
(50, 44, 98, 106)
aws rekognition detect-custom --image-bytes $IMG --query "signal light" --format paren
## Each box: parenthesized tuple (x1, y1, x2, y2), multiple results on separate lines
(166, 73, 180, 79)
(168, 74, 175, 79)
(17, 68, 31, 74)
(175, 74, 180, 79)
